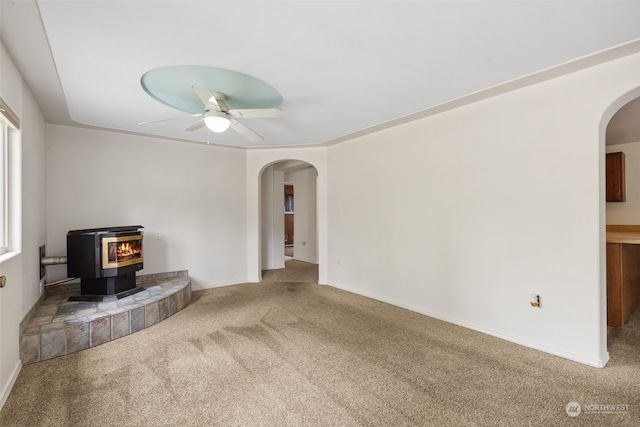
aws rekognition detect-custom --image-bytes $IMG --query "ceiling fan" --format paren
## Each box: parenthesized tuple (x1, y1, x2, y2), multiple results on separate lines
(140, 85, 283, 143)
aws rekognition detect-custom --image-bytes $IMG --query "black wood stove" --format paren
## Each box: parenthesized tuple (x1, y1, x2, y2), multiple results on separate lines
(67, 225, 144, 300)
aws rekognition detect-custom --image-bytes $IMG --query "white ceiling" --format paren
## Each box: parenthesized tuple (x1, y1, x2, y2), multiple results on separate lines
(1, 1, 639, 148)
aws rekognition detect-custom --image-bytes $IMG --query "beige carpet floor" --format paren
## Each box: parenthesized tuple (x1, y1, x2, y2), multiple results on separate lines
(1, 260, 639, 426)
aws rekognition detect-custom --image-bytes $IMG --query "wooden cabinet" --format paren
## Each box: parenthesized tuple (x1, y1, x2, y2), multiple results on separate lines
(607, 242, 640, 326)
(284, 214, 294, 245)
(284, 184, 294, 245)
(606, 152, 625, 202)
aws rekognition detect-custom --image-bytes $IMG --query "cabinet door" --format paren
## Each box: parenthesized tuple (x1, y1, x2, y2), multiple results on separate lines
(607, 242, 640, 327)
(606, 152, 626, 202)
(284, 214, 294, 245)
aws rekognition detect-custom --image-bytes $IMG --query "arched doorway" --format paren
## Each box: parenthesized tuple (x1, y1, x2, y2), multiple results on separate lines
(259, 159, 319, 278)
(601, 89, 640, 354)
(246, 150, 327, 284)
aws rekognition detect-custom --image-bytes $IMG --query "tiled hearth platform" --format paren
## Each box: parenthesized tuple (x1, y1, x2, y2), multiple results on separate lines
(19, 271, 191, 364)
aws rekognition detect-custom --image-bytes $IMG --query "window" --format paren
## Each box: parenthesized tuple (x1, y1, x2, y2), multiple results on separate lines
(0, 97, 19, 255)
(0, 118, 6, 254)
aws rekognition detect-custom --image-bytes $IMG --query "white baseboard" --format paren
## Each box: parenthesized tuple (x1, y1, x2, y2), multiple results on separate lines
(327, 281, 609, 369)
(0, 360, 21, 411)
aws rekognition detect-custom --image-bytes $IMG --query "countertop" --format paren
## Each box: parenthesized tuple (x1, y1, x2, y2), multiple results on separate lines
(606, 225, 640, 244)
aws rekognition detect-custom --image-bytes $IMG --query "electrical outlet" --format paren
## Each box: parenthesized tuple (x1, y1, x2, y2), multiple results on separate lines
(39, 245, 46, 280)
(155, 232, 161, 240)
(530, 294, 540, 308)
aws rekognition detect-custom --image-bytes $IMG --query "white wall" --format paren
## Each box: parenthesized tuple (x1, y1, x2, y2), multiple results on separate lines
(260, 165, 285, 270)
(285, 167, 318, 264)
(0, 40, 23, 410)
(21, 84, 47, 314)
(0, 39, 48, 409)
(327, 52, 640, 368)
(606, 140, 640, 224)
(46, 126, 248, 289)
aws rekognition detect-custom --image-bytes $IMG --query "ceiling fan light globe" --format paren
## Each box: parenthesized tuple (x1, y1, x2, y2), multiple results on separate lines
(204, 114, 230, 133)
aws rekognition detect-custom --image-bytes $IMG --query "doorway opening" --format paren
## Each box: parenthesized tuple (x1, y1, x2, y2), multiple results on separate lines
(260, 160, 318, 276)
(602, 91, 640, 355)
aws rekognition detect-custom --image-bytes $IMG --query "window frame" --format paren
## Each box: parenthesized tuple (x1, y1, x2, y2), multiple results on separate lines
(0, 119, 6, 255)
(0, 98, 19, 255)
